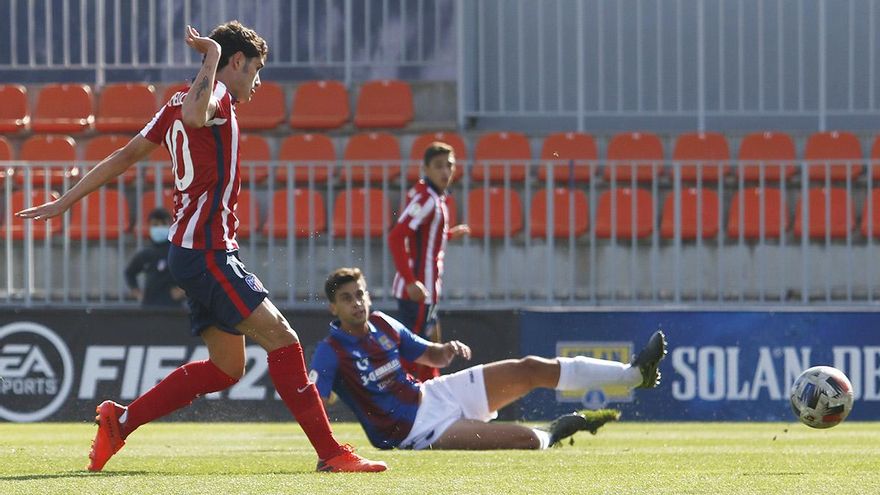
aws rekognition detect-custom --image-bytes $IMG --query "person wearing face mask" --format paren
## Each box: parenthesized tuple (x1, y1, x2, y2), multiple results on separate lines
(124, 208, 185, 308)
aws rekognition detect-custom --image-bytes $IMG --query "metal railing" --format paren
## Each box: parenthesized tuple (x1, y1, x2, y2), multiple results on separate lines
(3, 158, 880, 308)
(458, 0, 880, 131)
(0, 0, 457, 85)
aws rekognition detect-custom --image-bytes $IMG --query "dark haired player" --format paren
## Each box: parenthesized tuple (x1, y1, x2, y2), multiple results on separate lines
(18, 21, 386, 473)
(312, 267, 667, 450)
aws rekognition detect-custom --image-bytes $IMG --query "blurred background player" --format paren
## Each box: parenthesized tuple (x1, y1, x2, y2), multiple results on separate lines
(311, 267, 666, 450)
(124, 208, 186, 308)
(388, 142, 470, 382)
(17, 21, 385, 474)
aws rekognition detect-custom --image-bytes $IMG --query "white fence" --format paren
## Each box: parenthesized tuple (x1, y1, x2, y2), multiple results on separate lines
(3, 159, 880, 308)
(458, 0, 880, 131)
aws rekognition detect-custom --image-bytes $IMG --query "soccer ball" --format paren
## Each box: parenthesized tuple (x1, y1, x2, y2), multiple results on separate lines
(789, 366, 854, 429)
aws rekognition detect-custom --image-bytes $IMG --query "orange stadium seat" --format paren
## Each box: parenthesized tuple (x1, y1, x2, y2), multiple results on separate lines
(263, 188, 327, 238)
(18, 135, 79, 187)
(660, 188, 720, 240)
(672, 132, 730, 182)
(0, 136, 11, 160)
(276, 134, 334, 185)
(6, 190, 62, 240)
(446, 194, 459, 225)
(472, 132, 530, 183)
(538, 132, 596, 183)
(290, 80, 349, 129)
(143, 145, 173, 186)
(604, 132, 664, 183)
(95, 83, 157, 132)
(530, 188, 589, 238)
(31, 84, 94, 133)
(236, 189, 259, 239)
(138, 189, 175, 237)
(727, 188, 788, 240)
(84, 135, 138, 184)
(0, 84, 29, 133)
(161, 82, 189, 104)
(794, 188, 855, 239)
(595, 188, 655, 239)
(353, 80, 413, 128)
(68, 188, 130, 240)
(466, 187, 523, 238)
(332, 188, 390, 238)
(238, 134, 270, 184)
(737, 131, 796, 182)
(804, 131, 863, 182)
(341, 132, 401, 183)
(861, 188, 880, 238)
(236, 81, 285, 130)
(407, 131, 467, 183)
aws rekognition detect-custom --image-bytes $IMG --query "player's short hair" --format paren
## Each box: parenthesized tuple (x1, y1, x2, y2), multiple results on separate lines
(423, 142, 455, 168)
(208, 20, 269, 71)
(325, 267, 364, 302)
(147, 208, 172, 223)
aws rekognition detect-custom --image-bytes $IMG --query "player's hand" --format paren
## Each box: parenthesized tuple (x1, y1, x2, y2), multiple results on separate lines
(130, 288, 144, 302)
(170, 286, 186, 301)
(449, 224, 471, 240)
(443, 340, 471, 362)
(15, 194, 65, 221)
(184, 25, 220, 57)
(406, 281, 429, 302)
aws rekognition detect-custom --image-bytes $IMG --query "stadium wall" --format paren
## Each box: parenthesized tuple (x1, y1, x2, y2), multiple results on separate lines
(4, 308, 880, 424)
(0, 308, 517, 423)
(519, 309, 880, 422)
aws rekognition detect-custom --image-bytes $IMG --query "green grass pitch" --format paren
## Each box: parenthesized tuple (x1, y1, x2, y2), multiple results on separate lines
(1, 421, 878, 494)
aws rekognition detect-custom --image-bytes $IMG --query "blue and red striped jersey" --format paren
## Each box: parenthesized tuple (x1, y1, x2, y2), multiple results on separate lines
(309, 311, 430, 449)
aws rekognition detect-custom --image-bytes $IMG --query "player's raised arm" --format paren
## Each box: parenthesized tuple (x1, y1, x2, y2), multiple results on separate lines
(415, 340, 472, 368)
(16, 135, 157, 221)
(181, 25, 220, 128)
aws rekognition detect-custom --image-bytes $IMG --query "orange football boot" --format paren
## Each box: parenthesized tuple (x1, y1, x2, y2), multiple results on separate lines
(87, 400, 126, 472)
(316, 444, 388, 472)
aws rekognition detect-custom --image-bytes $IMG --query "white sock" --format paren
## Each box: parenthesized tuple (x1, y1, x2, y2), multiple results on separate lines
(532, 428, 551, 450)
(556, 356, 642, 391)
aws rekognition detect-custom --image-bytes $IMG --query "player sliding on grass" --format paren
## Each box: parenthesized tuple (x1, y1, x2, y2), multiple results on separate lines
(17, 21, 385, 473)
(311, 267, 668, 450)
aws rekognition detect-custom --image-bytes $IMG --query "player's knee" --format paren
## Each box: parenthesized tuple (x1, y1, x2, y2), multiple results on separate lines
(517, 356, 550, 385)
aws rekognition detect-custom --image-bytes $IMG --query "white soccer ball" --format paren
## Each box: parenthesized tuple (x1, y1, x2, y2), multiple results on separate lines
(790, 366, 854, 429)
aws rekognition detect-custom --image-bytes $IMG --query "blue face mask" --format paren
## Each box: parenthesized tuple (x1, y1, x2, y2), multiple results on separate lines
(149, 225, 170, 244)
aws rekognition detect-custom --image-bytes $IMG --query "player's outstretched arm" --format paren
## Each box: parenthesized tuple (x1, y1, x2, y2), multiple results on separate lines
(181, 25, 220, 128)
(415, 340, 471, 368)
(16, 135, 157, 220)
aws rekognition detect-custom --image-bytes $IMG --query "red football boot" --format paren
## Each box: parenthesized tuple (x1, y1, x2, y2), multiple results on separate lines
(87, 400, 126, 472)
(316, 444, 388, 473)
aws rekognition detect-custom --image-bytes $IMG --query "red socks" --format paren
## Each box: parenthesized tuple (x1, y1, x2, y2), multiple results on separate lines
(267, 343, 342, 461)
(120, 359, 238, 439)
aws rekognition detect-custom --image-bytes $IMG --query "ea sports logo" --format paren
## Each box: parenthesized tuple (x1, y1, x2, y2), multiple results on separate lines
(0, 322, 73, 422)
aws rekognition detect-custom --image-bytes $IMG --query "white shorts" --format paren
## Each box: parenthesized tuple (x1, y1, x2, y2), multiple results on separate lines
(398, 365, 498, 450)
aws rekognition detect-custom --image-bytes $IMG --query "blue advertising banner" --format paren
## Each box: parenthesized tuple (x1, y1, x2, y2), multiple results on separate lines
(519, 310, 880, 421)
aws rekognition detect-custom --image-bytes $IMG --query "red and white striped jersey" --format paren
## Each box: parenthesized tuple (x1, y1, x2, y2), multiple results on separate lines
(140, 81, 241, 251)
(389, 180, 450, 305)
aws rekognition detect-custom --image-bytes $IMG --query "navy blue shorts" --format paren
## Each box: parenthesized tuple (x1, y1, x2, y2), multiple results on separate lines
(396, 298, 438, 338)
(168, 245, 269, 337)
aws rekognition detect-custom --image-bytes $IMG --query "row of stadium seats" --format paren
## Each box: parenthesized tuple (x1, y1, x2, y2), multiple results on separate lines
(0, 80, 413, 133)
(3, 130, 880, 187)
(4, 185, 878, 242)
